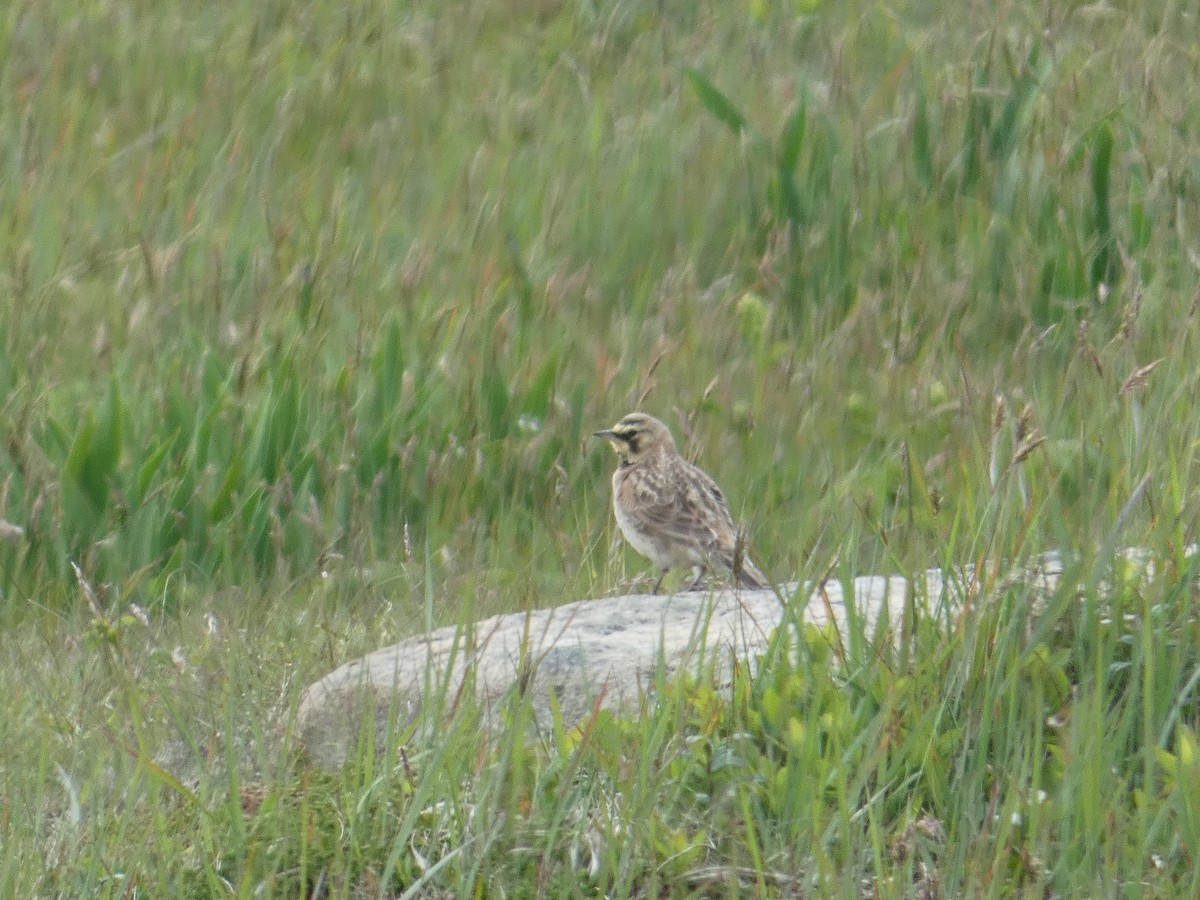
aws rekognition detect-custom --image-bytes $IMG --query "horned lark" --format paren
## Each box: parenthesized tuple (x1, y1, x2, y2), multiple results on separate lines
(593, 412, 769, 593)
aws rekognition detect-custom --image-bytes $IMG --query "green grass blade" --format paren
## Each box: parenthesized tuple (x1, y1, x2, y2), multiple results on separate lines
(685, 67, 751, 136)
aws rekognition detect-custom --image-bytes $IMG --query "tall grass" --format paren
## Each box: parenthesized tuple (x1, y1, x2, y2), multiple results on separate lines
(3, 0, 1200, 895)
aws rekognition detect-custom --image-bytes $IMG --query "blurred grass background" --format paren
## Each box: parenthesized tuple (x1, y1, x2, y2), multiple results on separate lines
(3, 0, 1200, 895)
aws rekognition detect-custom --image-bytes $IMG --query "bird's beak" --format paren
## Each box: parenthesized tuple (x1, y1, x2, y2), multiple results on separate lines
(593, 429, 628, 455)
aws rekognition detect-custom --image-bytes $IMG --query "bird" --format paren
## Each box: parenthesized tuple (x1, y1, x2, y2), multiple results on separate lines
(593, 412, 769, 593)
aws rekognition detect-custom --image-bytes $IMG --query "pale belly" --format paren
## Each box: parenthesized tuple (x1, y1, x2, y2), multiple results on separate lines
(613, 496, 702, 569)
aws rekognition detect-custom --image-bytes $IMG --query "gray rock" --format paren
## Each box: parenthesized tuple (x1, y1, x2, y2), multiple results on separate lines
(296, 547, 1195, 768)
(297, 572, 950, 769)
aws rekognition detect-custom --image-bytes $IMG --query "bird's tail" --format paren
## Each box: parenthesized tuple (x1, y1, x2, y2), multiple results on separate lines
(730, 535, 770, 590)
(735, 559, 770, 590)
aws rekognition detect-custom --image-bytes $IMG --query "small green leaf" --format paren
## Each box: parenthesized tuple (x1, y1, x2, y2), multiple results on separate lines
(779, 100, 807, 173)
(208, 452, 243, 522)
(374, 318, 405, 420)
(39, 416, 71, 460)
(64, 414, 97, 488)
(685, 68, 750, 136)
(1090, 122, 1116, 287)
(191, 388, 226, 471)
(134, 437, 176, 502)
(1180, 724, 1198, 771)
(523, 353, 561, 420)
(82, 378, 124, 506)
(1158, 747, 1179, 780)
(1128, 160, 1152, 251)
(760, 686, 784, 730)
(772, 167, 802, 227)
(1091, 123, 1114, 228)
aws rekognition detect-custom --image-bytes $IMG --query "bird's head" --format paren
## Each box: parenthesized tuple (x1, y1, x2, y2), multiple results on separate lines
(593, 412, 675, 464)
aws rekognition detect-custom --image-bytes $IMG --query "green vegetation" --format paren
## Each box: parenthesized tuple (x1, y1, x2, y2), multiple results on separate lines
(3, 0, 1199, 895)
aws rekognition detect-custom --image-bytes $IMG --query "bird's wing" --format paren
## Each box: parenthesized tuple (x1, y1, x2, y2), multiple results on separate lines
(622, 461, 738, 557)
(677, 462, 769, 588)
(680, 461, 741, 551)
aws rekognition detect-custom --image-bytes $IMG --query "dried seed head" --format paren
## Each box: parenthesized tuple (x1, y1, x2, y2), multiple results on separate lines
(71, 561, 102, 617)
(1013, 433, 1046, 464)
(1077, 319, 1103, 375)
(1122, 282, 1144, 340)
(1016, 403, 1034, 443)
(1119, 358, 1164, 394)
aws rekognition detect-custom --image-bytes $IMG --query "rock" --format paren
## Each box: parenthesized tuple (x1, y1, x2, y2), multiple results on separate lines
(296, 571, 956, 770)
(296, 547, 1197, 768)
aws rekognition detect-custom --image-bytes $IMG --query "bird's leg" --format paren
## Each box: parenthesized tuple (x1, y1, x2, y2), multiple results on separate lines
(686, 566, 708, 591)
(652, 568, 669, 594)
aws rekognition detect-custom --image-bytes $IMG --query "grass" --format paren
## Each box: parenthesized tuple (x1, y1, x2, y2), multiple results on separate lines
(2, 0, 1200, 895)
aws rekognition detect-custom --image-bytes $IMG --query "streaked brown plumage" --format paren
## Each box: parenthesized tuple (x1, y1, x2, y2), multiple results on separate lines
(593, 412, 769, 593)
